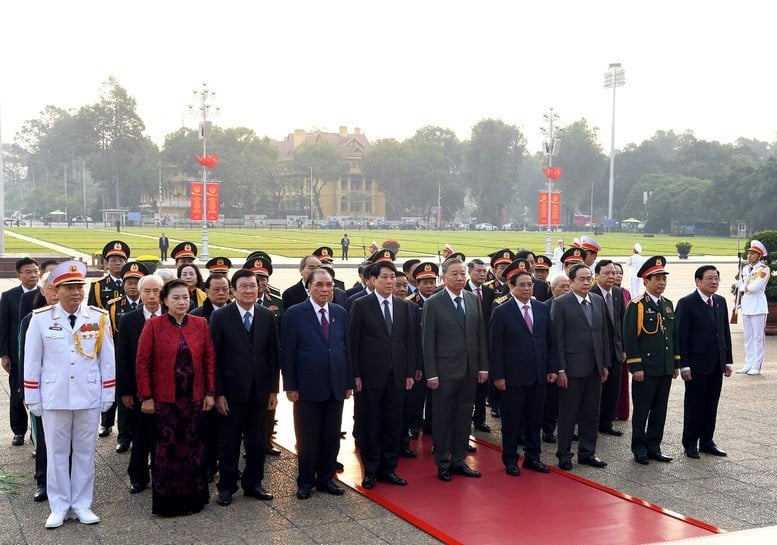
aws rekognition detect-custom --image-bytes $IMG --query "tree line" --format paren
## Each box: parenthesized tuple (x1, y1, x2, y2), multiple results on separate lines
(3, 78, 776, 231)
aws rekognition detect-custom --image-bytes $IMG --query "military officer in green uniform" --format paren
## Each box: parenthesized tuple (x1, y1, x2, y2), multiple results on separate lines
(243, 256, 285, 457)
(171, 241, 198, 267)
(313, 246, 345, 291)
(484, 249, 515, 298)
(88, 240, 130, 310)
(532, 255, 553, 302)
(103, 261, 148, 445)
(622, 256, 680, 465)
(247, 251, 281, 298)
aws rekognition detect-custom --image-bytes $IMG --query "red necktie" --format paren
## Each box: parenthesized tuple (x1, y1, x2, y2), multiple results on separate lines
(707, 297, 713, 309)
(476, 286, 482, 303)
(523, 304, 533, 334)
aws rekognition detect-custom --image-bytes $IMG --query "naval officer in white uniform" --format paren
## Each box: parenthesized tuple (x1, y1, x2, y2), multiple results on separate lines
(24, 260, 115, 529)
(735, 240, 770, 375)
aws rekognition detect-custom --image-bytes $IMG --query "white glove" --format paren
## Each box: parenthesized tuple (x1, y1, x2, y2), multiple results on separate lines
(100, 402, 114, 413)
(28, 404, 42, 417)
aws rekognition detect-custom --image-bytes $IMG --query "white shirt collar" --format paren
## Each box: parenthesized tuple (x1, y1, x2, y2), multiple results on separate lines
(311, 299, 328, 316)
(445, 288, 465, 309)
(143, 307, 161, 320)
(573, 292, 591, 304)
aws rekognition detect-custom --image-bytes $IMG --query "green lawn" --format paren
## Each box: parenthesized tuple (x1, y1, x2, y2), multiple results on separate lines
(3, 227, 740, 259)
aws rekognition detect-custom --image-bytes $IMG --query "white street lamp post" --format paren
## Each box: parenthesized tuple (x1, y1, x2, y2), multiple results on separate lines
(191, 82, 217, 261)
(604, 63, 625, 225)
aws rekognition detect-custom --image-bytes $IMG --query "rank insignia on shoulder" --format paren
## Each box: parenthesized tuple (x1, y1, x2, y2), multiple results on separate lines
(89, 306, 109, 314)
(33, 305, 52, 314)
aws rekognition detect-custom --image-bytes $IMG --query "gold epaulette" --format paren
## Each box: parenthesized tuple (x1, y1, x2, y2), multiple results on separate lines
(483, 279, 496, 288)
(493, 294, 510, 306)
(630, 295, 645, 304)
(268, 285, 281, 296)
(89, 305, 109, 315)
(33, 305, 52, 314)
(106, 296, 123, 307)
(404, 293, 417, 302)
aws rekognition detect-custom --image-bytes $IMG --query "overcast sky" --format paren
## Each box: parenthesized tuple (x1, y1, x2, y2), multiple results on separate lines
(1, 1, 774, 154)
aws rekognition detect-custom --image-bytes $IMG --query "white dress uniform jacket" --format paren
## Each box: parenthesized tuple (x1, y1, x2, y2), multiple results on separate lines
(23, 303, 115, 409)
(737, 262, 770, 316)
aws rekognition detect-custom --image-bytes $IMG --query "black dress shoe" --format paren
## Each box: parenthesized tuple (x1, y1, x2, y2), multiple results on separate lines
(217, 489, 232, 506)
(571, 432, 579, 441)
(505, 464, 521, 476)
(34, 485, 47, 502)
(317, 480, 345, 495)
(206, 469, 215, 483)
(409, 428, 419, 439)
(361, 474, 376, 489)
(522, 459, 550, 473)
(473, 422, 491, 433)
(98, 426, 112, 438)
(377, 472, 407, 486)
(266, 443, 282, 456)
(451, 464, 481, 478)
(490, 408, 501, 418)
(437, 469, 452, 482)
(296, 487, 313, 500)
(685, 446, 701, 459)
(129, 481, 148, 494)
(699, 444, 727, 457)
(516, 436, 525, 445)
(245, 484, 274, 500)
(648, 452, 673, 463)
(558, 458, 573, 470)
(634, 454, 649, 465)
(599, 426, 624, 437)
(335, 461, 344, 471)
(542, 432, 557, 444)
(578, 456, 607, 468)
(115, 442, 130, 453)
(11, 434, 24, 446)
(399, 448, 417, 458)
(467, 444, 477, 453)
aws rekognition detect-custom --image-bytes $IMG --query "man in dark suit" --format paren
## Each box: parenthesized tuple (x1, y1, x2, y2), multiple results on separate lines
(550, 263, 611, 471)
(18, 260, 59, 321)
(1, 257, 39, 445)
(282, 255, 321, 309)
(676, 266, 733, 459)
(541, 273, 571, 445)
(465, 258, 495, 433)
(346, 261, 373, 298)
(422, 258, 489, 481)
(591, 259, 626, 437)
(158, 233, 169, 261)
(116, 274, 163, 494)
(350, 259, 415, 489)
(211, 269, 280, 506)
(490, 259, 558, 476)
(281, 268, 353, 500)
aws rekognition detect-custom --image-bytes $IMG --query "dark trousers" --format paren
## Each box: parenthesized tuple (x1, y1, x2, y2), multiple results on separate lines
(405, 378, 426, 434)
(502, 384, 546, 466)
(599, 359, 622, 429)
(32, 414, 46, 485)
(358, 379, 403, 476)
(101, 400, 131, 444)
(127, 400, 155, 485)
(631, 375, 672, 456)
(160, 248, 168, 261)
(203, 408, 219, 476)
(488, 380, 502, 411)
(431, 377, 476, 469)
(218, 389, 267, 492)
(293, 395, 344, 488)
(682, 371, 723, 450)
(9, 368, 28, 435)
(557, 368, 602, 461)
(266, 408, 276, 443)
(472, 380, 488, 424)
(542, 382, 559, 435)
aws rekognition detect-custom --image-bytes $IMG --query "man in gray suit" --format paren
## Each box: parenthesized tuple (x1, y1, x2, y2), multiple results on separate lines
(550, 263, 611, 471)
(422, 258, 489, 482)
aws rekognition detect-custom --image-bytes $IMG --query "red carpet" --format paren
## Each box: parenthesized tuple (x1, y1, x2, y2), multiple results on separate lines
(273, 398, 720, 545)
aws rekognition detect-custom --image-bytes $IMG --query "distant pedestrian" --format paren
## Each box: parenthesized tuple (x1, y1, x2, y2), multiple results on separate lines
(115, 219, 121, 233)
(627, 243, 646, 296)
(159, 233, 169, 261)
(341, 234, 350, 261)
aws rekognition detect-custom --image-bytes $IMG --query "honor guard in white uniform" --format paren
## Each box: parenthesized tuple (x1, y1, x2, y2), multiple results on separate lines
(23, 261, 115, 529)
(735, 240, 770, 375)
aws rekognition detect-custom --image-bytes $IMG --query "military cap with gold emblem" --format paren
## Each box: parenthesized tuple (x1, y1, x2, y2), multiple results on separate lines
(120, 261, 148, 280)
(637, 256, 669, 278)
(444, 251, 466, 263)
(503, 259, 533, 282)
(52, 260, 88, 287)
(747, 239, 767, 257)
(369, 249, 396, 263)
(243, 257, 273, 277)
(313, 246, 335, 263)
(489, 248, 515, 269)
(534, 255, 552, 270)
(579, 236, 601, 255)
(560, 247, 587, 264)
(247, 250, 273, 263)
(413, 261, 439, 280)
(205, 257, 232, 274)
(171, 241, 198, 260)
(102, 240, 130, 260)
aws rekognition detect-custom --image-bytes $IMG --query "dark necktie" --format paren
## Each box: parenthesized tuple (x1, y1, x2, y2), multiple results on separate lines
(522, 304, 533, 334)
(605, 292, 614, 321)
(454, 296, 466, 327)
(707, 297, 713, 309)
(582, 299, 593, 326)
(476, 286, 483, 303)
(130, 301, 137, 311)
(116, 280, 122, 290)
(383, 300, 392, 335)
(319, 308, 330, 341)
(243, 312, 252, 332)
(68, 314, 76, 328)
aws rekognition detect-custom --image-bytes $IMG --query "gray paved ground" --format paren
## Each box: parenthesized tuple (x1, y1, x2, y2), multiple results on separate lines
(0, 258, 775, 543)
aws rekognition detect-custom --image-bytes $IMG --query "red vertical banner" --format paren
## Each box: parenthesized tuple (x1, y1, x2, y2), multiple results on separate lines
(538, 191, 561, 226)
(206, 182, 219, 221)
(190, 182, 203, 220)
